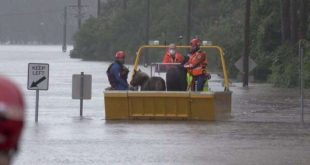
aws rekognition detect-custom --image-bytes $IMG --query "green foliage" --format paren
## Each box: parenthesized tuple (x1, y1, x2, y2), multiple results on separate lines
(268, 44, 299, 87)
(303, 47, 310, 88)
(71, 0, 244, 63)
(71, 17, 100, 60)
(269, 43, 310, 88)
(71, 0, 310, 87)
(205, 1, 244, 77)
(250, 0, 281, 81)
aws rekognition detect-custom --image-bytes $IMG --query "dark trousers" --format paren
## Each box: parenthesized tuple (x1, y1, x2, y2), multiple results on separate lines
(191, 75, 206, 91)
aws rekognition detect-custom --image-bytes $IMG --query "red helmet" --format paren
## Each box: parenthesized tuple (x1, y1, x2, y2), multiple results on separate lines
(0, 76, 25, 153)
(115, 51, 125, 60)
(190, 38, 201, 47)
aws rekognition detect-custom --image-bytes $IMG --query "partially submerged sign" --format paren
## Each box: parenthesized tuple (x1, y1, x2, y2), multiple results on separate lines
(27, 63, 49, 90)
(72, 74, 92, 99)
(72, 72, 92, 117)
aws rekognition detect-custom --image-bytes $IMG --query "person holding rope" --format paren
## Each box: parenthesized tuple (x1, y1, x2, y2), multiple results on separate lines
(106, 51, 130, 90)
(184, 38, 211, 91)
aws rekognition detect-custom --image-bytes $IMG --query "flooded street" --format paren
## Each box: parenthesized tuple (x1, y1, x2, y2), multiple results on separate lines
(0, 45, 309, 165)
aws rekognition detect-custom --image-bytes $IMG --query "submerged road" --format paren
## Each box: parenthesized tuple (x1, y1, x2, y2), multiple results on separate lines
(0, 45, 309, 165)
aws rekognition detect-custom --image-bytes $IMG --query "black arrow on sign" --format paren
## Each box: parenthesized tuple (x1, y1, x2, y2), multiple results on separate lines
(31, 76, 47, 88)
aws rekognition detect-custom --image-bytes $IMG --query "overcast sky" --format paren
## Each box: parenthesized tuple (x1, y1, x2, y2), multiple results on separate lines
(0, 0, 98, 44)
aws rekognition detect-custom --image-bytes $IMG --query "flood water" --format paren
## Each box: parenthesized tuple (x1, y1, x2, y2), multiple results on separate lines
(0, 45, 309, 165)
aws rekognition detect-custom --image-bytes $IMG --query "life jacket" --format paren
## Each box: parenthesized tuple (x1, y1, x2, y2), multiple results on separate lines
(186, 50, 208, 76)
(106, 61, 128, 89)
(162, 51, 184, 63)
(186, 72, 209, 91)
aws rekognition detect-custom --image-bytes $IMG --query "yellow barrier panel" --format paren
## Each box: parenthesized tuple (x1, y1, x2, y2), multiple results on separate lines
(128, 91, 189, 119)
(214, 91, 232, 120)
(104, 91, 231, 121)
(190, 92, 215, 121)
(104, 91, 129, 120)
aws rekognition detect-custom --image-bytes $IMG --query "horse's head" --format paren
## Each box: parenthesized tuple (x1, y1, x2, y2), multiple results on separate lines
(130, 69, 149, 87)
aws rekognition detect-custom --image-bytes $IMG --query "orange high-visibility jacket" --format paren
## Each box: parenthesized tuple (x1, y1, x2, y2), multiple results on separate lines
(162, 51, 184, 63)
(186, 50, 208, 76)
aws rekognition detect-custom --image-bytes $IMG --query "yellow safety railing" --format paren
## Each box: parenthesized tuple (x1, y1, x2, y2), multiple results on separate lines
(131, 45, 230, 91)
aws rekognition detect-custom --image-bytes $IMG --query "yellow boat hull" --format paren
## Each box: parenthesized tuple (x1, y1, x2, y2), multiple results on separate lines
(104, 91, 231, 121)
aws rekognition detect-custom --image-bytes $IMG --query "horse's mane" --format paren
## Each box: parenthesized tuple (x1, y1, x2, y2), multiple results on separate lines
(130, 70, 149, 86)
(138, 71, 149, 85)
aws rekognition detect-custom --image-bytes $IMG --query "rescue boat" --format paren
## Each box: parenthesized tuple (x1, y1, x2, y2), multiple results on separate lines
(104, 44, 231, 121)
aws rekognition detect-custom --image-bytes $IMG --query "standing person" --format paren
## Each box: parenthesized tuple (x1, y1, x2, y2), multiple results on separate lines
(162, 43, 184, 64)
(0, 76, 25, 165)
(184, 38, 210, 91)
(106, 51, 129, 90)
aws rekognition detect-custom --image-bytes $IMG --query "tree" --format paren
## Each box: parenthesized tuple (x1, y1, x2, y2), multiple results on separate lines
(243, 0, 251, 87)
(281, 0, 290, 42)
(71, 0, 310, 87)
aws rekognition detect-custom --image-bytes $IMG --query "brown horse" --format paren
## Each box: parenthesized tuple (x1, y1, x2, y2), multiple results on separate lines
(130, 69, 166, 91)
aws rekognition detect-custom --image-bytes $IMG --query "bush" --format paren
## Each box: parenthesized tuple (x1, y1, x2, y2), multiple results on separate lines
(269, 44, 299, 87)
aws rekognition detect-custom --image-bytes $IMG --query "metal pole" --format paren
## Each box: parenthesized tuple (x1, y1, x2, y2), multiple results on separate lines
(186, 0, 192, 44)
(144, 0, 150, 65)
(62, 6, 67, 52)
(35, 90, 39, 123)
(150, 64, 153, 77)
(145, 0, 150, 44)
(78, 0, 82, 29)
(97, 0, 101, 17)
(299, 40, 304, 124)
(80, 72, 84, 117)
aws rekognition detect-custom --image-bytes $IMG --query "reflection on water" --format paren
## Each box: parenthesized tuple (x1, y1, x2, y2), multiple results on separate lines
(0, 45, 309, 165)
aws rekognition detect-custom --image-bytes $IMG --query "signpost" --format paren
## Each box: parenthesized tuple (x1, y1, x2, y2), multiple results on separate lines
(27, 63, 49, 122)
(72, 72, 92, 117)
(299, 40, 304, 124)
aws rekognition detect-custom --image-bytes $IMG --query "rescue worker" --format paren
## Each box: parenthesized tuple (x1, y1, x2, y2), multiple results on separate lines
(106, 51, 129, 90)
(162, 43, 184, 64)
(0, 76, 25, 165)
(184, 38, 211, 91)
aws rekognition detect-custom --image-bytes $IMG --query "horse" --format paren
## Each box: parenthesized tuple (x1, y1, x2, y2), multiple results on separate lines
(166, 64, 188, 91)
(130, 69, 166, 91)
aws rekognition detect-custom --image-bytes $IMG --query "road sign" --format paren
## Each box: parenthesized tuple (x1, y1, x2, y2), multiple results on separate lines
(27, 63, 49, 90)
(234, 57, 257, 72)
(72, 72, 92, 117)
(72, 73, 92, 99)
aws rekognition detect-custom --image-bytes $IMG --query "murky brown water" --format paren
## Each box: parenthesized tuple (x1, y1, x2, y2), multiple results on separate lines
(0, 45, 309, 165)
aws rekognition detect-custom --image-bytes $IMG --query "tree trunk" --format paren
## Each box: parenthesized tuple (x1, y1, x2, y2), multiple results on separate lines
(186, 0, 192, 44)
(298, 0, 308, 40)
(281, 0, 290, 42)
(243, 0, 251, 87)
(97, 0, 101, 16)
(290, 0, 297, 43)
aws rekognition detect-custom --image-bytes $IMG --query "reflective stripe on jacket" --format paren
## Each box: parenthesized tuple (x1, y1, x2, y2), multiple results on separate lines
(186, 50, 207, 76)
